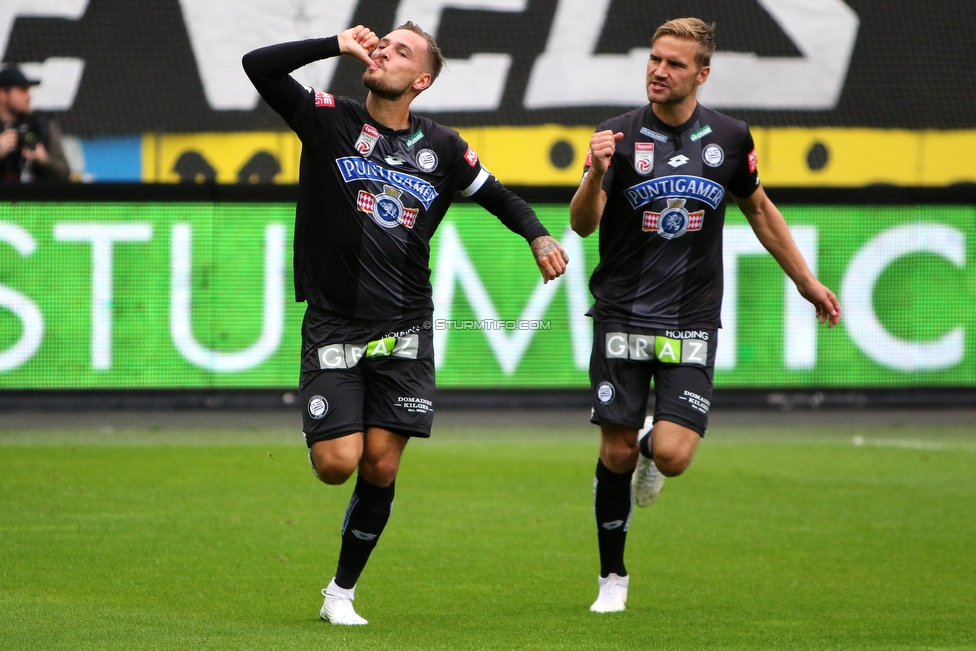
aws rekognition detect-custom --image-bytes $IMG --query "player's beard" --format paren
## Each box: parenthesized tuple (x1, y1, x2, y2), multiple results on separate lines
(647, 74, 698, 106)
(362, 72, 412, 101)
(651, 87, 691, 106)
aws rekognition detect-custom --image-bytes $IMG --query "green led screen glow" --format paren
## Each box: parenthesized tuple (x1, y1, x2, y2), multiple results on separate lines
(1, 202, 974, 388)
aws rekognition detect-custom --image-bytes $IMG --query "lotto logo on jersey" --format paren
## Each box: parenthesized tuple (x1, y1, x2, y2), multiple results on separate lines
(464, 147, 479, 167)
(634, 142, 655, 175)
(355, 124, 381, 157)
(314, 91, 335, 108)
(748, 148, 758, 173)
(642, 198, 704, 239)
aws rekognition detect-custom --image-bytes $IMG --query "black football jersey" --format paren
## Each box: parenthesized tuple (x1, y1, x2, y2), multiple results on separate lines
(585, 103, 760, 329)
(288, 92, 490, 320)
(244, 39, 523, 321)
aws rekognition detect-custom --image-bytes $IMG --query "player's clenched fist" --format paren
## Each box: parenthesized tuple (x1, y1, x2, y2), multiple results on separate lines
(530, 235, 570, 283)
(338, 25, 379, 66)
(587, 130, 624, 175)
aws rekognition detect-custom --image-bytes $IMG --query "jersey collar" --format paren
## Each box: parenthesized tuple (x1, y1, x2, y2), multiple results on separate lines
(648, 103, 701, 136)
(359, 102, 418, 138)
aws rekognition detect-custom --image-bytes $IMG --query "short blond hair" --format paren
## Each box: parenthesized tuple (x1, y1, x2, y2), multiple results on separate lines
(653, 18, 716, 67)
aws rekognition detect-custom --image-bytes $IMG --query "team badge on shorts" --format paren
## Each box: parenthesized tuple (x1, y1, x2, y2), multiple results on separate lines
(634, 142, 655, 175)
(643, 198, 704, 239)
(355, 124, 380, 157)
(597, 381, 615, 404)
(308, 395, 329, 419)
(357, 185, 419, 229)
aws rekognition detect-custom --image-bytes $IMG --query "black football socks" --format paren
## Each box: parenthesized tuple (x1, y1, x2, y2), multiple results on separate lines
(639, 431, 654, 459)
(334, 475, 395, 589)
(594, 459, 633, 578)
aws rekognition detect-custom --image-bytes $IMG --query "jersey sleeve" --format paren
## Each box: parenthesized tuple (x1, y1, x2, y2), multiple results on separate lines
(727, 126, 760, 199)
(580, 122, 616, 194)
(452, 136, 550, 242)
(452, 136, 487, 197)
(242, 38, 341, 141)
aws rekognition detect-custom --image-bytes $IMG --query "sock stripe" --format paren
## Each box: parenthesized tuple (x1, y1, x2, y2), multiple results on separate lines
(340, 493, 359, 536)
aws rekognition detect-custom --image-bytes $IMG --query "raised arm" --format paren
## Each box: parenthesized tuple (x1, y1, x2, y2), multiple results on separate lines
(241, 26, 377, 122)
(467, 175, 568, 283)
(569, 130, 622, 237)
(734, 185, 841, 327)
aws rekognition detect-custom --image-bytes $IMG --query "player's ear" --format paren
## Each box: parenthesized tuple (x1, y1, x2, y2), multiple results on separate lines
(414, 72, 432, 92)
(696, 65, 710, 85)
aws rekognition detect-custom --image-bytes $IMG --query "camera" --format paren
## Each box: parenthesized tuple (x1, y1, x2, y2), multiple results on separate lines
(17, 123, 38, 151)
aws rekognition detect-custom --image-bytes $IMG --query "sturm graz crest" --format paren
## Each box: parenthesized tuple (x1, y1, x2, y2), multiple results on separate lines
(642, 198, 705, 239)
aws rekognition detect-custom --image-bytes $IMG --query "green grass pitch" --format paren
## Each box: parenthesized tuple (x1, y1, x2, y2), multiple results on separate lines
(1, 419, 975, 650)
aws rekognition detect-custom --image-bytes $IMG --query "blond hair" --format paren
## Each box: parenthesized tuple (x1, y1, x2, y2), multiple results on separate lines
(653, 18, 716, 67)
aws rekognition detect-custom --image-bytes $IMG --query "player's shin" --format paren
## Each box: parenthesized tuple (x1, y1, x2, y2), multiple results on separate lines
(334, 475, 395, 588)
(594, 459, 634, 578)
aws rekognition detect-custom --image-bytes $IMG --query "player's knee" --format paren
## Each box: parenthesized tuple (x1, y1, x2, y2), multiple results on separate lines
(654, 449, 695, 477)
(359, 454, 399, 487)
(309, 451, 357, 485)
(317, 468, 354, 485)
(602, 438, 639, 473)
(313, 463, 356, 485)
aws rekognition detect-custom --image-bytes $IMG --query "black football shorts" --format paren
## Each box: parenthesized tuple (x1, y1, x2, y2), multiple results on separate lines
(589, 321, 717, 436)
(299, 305, 435, 447)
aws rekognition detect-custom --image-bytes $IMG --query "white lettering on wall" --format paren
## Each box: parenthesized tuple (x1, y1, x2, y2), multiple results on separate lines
(841, 223, 965, 372)
(178, 0, 358, 110)
(0, 223, 43, 372)
(784, 227, 818, 369)
(431, 223, 590, 374)
(0, 1, 88, 110)
(18, 58, 85, 111)
(53, 222, 153, 370)
(395, 0, 528, 112)
(719, 225, 818, 370)
(524, 0, 859, 110)
(169, 223, 285, 371)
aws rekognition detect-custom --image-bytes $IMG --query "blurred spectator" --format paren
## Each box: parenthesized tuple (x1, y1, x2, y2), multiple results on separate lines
(0, 67, 70, 182)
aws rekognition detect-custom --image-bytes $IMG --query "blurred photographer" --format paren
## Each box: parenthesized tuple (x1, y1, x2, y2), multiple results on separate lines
(0, 67, 70, 182)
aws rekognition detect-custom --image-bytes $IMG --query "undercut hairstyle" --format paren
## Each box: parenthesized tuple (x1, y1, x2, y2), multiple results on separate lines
(653, 18, 716, 68)
(395, 21, 445, 83)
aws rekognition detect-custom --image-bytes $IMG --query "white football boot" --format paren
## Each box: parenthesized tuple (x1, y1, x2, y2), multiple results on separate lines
(632, 416, 665, 507)
(589, 573, 629, 613)
(320, 578, 368, 625)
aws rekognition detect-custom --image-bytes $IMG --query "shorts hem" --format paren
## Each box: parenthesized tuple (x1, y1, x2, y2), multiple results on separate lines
(303, 427, 362, 448)
(364, 421, 432, 439)
(589, 413, 648, 431)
